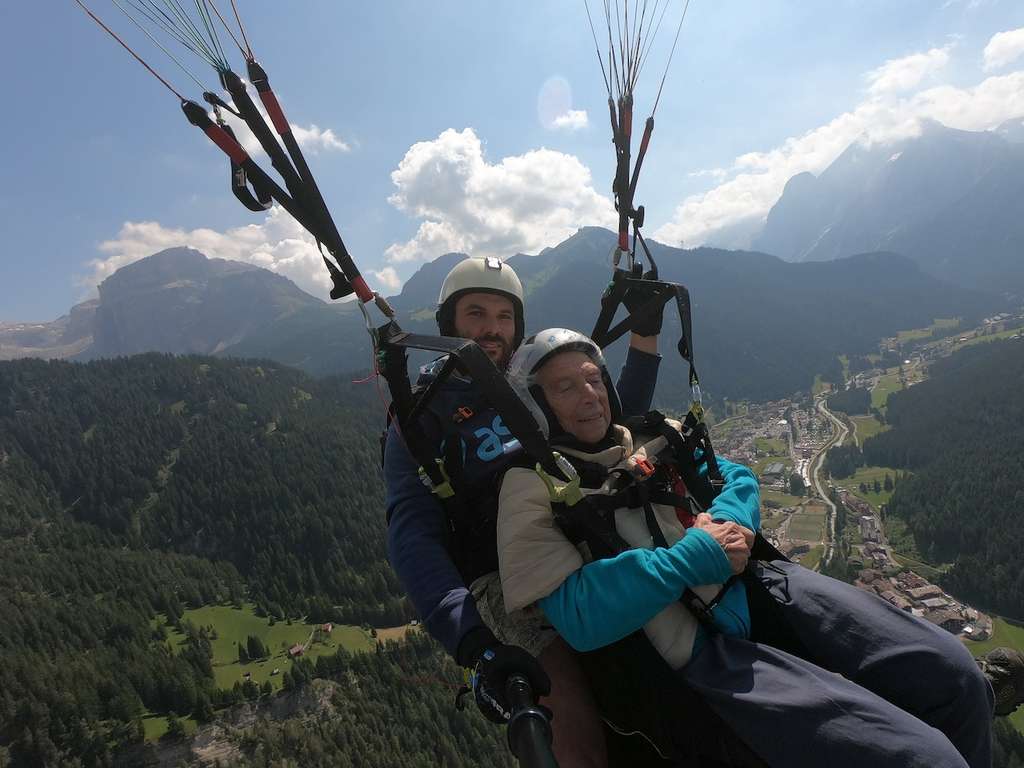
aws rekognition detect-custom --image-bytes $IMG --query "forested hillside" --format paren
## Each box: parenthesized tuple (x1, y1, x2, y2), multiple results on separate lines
(859, 339, 1024, 617)
(1, 354, 403, 624)
(0, 354, 448, 765)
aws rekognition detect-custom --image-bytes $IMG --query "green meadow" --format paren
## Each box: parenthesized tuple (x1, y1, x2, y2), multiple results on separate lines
(157, 604, 375, 694)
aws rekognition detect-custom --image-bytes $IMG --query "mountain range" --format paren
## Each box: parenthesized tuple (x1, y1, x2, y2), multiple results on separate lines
(1, 230, 997, 405)
(753, 118, 1024, 294)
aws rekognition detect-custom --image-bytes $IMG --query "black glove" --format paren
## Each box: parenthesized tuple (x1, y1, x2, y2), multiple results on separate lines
(458, 628, 551, 724)
(622, 274, 665, 337)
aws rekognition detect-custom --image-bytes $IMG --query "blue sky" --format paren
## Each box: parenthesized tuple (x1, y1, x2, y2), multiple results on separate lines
(2, 0, 1024, 320)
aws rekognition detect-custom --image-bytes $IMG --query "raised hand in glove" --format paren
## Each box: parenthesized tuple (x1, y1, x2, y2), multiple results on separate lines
(622, 274, 666, 337)
(457, 628, 551, 723)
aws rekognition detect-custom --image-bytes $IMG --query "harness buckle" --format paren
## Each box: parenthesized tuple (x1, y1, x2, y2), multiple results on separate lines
(452, 406, 474, 423)
(633, 457, 656, 478)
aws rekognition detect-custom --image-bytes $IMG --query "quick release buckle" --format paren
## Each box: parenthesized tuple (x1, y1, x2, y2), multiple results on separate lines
(453, 406, 474, 423)
(633, 457, 656, 478)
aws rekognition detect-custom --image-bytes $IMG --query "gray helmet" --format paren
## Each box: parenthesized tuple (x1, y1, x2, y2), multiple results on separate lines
(507, 328, 622, 438)
(436, 256, 525, 347)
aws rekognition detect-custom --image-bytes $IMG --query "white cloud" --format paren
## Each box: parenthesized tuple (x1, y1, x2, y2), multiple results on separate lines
(371, 266, 402, 291)
(552, 109, 589, 131)
(688, 168, 729, 181)
(656, 52, 1024, 248)
(289, 123, 350, 153)
(866, 46, 951, 96)
(385, 128, 616, 263)
(219, 95, 349, 156)
(983, 27, 1024, 71)
(82, 206, 336, 298)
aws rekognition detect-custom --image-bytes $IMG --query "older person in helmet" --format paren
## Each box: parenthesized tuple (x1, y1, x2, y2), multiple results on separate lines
(495, 329, 997, 768)
(384, 258, 665, 767)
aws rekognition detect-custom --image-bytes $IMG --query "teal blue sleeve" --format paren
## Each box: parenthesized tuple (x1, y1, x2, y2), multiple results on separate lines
(537, 528, 734, 652)
(702, 456, 760, 531)
(690, 579, 752, 656)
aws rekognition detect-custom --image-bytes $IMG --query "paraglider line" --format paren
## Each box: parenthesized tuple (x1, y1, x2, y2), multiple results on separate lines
(205, 0, 248, 59)
(111, 0, 210, 93)
(651, 0, 690, 115)
(583, 0, 612, 97)
(229, 0, 254, 60)
(74, 0, 186, 101)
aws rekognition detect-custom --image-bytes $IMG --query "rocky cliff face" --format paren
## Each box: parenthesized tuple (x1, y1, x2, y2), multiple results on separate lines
(754, 120, 1024, 293)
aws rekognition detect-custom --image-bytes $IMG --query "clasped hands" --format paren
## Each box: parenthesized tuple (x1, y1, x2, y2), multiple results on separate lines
(694, 512, 755, 575)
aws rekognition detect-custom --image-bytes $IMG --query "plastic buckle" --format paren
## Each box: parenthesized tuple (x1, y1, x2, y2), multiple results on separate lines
(453, 406, 474, 423)
(634, 457, 656, 478)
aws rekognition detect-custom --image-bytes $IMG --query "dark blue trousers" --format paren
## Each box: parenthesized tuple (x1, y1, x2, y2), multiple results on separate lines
(682, 561, 994, 768)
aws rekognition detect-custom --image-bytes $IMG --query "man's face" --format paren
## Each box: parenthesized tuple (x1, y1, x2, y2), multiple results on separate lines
(536, 351, 611, 444)
(452, 292, 516, 368)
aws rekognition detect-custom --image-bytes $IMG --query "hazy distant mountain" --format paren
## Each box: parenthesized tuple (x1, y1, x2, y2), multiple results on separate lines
(503, 230, 991, 403)
(84, 247, 327, 358)
(396, 227, 994, 403)
(0, 300, 97, 361)
(7, 231, 997, 402)
(754, 120, 1024, 294)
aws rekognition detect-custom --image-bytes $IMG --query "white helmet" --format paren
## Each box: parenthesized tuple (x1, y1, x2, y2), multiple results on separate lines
(507, 328, 622, 438)
(436, 257, 525, 347)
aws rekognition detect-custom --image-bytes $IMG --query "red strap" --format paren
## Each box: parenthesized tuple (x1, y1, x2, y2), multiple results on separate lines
(203, 123, 249, 165)
(257, 89, 291, 136)
(666, 465, 695, 528)
(351, 275, 373, 304)
(618, 229, 629, 251)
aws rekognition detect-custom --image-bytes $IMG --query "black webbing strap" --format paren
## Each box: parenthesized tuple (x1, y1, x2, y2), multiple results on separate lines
(375, 325, 568, 482)
(681, 577, 739, 633)
(590, 272, 677, 349)
(377, 340, 449, 500)
(217, 122, 274, 212)
(627, 116, 654, 208)
(643, 502, 669, 549)
(553, 499, 630, 562)
(219, 70, 310, 215)
(244, 59, 367, 299)
(672, 283, 699, 390)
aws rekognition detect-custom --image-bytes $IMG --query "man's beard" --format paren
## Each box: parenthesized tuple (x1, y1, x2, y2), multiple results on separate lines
(476, 334, 512, 369)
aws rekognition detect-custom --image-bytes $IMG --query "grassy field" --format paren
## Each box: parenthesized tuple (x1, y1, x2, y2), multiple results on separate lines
(812, 375, 831, 397)
(871, 371, 903, 411)
(952, 327, 1023, 351)
(891, 552, 948, 583)
(800, 545, 824, 571)
(755, 437, 788, 456)
(852, 415, 888, 445)
(159, 604, 375, 693)
(846, 465, 900, 508)
(965, 617, 1024, 734)
(376, 624, 421, 643)
(896, 318, 960, 344)
(142, 713, 197, 742)
(761, 489, 805, 508)
(789, 508, 826, 541)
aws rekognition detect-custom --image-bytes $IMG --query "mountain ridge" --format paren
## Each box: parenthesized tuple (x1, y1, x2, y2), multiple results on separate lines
(4, 232, 999, 403)
(754, 119, 1024, 293)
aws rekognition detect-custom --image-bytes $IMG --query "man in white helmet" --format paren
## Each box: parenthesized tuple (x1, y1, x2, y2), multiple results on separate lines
(384, 256, 663, 766)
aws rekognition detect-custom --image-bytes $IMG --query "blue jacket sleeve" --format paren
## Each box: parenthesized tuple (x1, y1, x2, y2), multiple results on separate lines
(537, 528, 733, 651)
(616, 346, 661, 416)
(702, 456, 761, 531)
(384, 424, 484, 659)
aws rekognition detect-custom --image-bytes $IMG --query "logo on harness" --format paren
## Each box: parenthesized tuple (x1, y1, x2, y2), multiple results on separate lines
(473, 416, 512, 461)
